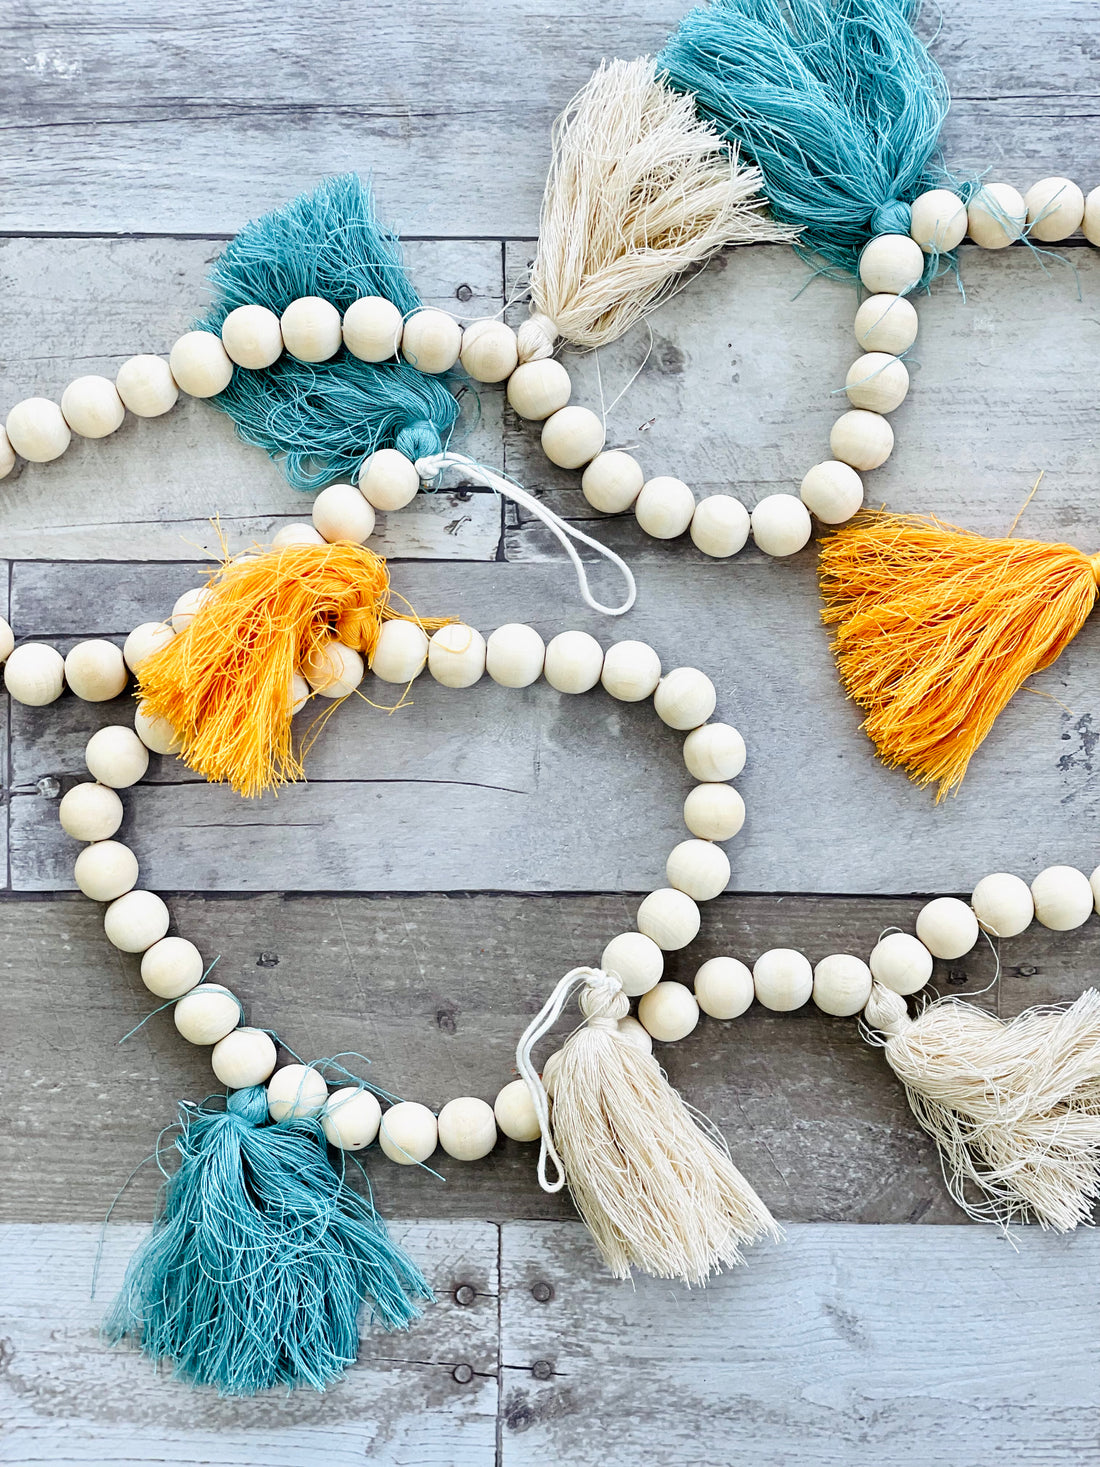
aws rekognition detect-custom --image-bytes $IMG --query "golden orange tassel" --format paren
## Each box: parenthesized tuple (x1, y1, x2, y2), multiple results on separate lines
(137, 542, 448, 798)
(819, 511, 1100, 799)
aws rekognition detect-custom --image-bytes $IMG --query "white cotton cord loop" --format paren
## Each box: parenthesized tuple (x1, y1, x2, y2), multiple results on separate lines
(416, 451, 636, 616)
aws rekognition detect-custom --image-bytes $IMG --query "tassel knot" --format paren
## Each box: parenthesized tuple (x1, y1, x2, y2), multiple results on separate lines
(517, 311, 559, 363)
(863, 982, 911, 1036)
(225, 1083, 270, 1124)
(394, 420, 443, 462)
(870, 198, 913, 235)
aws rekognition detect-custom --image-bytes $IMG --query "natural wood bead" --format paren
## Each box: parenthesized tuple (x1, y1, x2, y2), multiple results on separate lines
(289, 673, 311, 716)
(854, 294, 918, 354)
(1091, 865, 1100, 915)
(123, 620, 175, 673)
(220, 304, 284, 369)
(869, 932, 933, 995)
(380, 1100, 438, 1164)
(212, 1028, 278, 1089)
(133, 707, 176, 758)
(0, 429, 13, 478)
(634, 476, 695, 539)
(812, 954, 873, 1016)
(908, 189, 968, 252)
(302, 640, 364, 698)
(494, 1079, 541, 1142)
(970, 872, 1034, 938)
(428, 623, 487, 688)
(617, 1016, 653, 1054)
(1031, 865, 1094, 931)
(460, 320, 519, 383)
(74, 840, 139, 901)
(694, 956, 754, 1020)
(6, 398, 71, 462)
(267, 1063, 329, 1120)
(541, 405, 605, 469)
(311, 482, 376, 543)
(506, 359, 571, 420)
(829, 409, 894, 471)
(858, 233, 924, 294)
(581, 451, 644, 513)
(115, 355, 179, 417)
(85, 725, 149, 787)
(104, 889, 170, 952)
(1084, 186, 1100, 246)
(683, 783, 745, 841)
(272, 522, 326, 549)
(800, 461, 864, 524)
(59, 782, 123, 842)
(342, 296, 404, 361)
(64, 639, 127, 702)
(683, 723, 746, 782)
(967, 183, 1026, 249)
(61, 376, 125, 438)
(169, 331, 234, 396)
(1024, 177, 1085, 241)
(140, 936, 204, 998)
(636, 888, 701, 951)
(0, 617, 11, 661)
(4, 643, 65, 705)
(359, 449, 420, 510)
(753, 948, 813, 1011)
(638, 981, 700, 1042)
(279, 296, 343, 362)
(915, 896, 979, 960)
(322, 1087, 383, 1150)
(654, 667, 716, 730)
(690, 495, 751, 557)
(544, 630, 603, 693)
(486, 623, 545, 688)
(371, 619, 429, 683)
(170, 586, 209, 633)
(438, 1096, 498, 1161)
(844, 353, 909, 413)
(665, 839, 730, 901)
(750, 494, 812, 556)
(401, 309, 462, 374)
(174, 984, 240, 1045)
(600, 931, 663, 997)
(600, 640, 661, 702)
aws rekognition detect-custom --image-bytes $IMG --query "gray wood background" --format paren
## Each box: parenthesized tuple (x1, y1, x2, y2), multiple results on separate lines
(1, 1, 1099, 1462)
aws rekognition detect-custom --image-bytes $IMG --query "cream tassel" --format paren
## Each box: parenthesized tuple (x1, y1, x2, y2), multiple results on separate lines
(517, 967, 779, 1284)
(519, 57, 796, 362)
(864, 983, 1100, 1231)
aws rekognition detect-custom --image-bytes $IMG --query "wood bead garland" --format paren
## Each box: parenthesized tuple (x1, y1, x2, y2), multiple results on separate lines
(540, 405, 606, 469)
(829, 409, 893, 471)
(64, 640, 128, 702)
(634, 476, 695, 539)
(638, 981, 700, 1042)
(600, 640, 661, 702)
(211, 1028, 279, 1089)
(400, 309, 462, 374)
(494, 1079, 541, 1143)
(220, 305, 284, 369)
(967, 183, 1026, 249)
(359, 449, 420, 510)
(544, 630, 603, 693)
(858, 234, 924, 294)
(5, 643, 66, 705)
(486, 623, 545, 688)
(636, 888, 701, 950)
(844, 353, 909, 414)
(61, 376, 126, 438)
(654, 667, 716, 730)
(115, 355, 178, 417)
(908, 189, 968, 252)
(322, 1087, 383, 1150)
(460, 320, 519, 383)
(600, 931, 663, 997)
(869, 932, 933, 996)
(1031, 866, 1094, 932)
(581, 451, 644, 513)
(59, 782, 124, 842)
(749, 495, 811, 556)
(74, 840, 139, 902)
(694, 957, 754, 1020)
(341, 296, 403, 361)
(1024, 178, 1085, 242)
(683, 782, 745, 841)
(853, 295, 918, 354)
(683, 723, 745, 782)
(104, 890, 170, 952)
(690, 495, 751, 557)
(279, 296, 343, 363)
(174, 984, 242, 1045)
(428, 623, 487, 688)
(140, 937, 204, 999)
(85, 726, 150, 787)
(168, 331, 234, 397)
(267, 1063, 329, 1120)
(6, 398, 71, 462)
(915, 897, 979, 960)
(666, 839, 730, 901)
(812, 954, 873, 1017)
(752, 949, 813, 1011)
(380, 1101, 438, 1164)
(971, 872, 1034, 938)
(438, 1097, 498, 1161)
(506, 359, 571, 420)
(371, 619, 429, 683)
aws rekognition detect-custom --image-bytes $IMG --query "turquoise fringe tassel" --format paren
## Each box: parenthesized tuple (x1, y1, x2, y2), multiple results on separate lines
(103, 1085, 433, 1395)
(198, 175, 459, 490)
(659, 0, 950, 275)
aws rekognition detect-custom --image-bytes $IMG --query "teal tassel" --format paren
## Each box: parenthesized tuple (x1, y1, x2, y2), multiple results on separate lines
(103, 1085, 432, 1395)
(198, 175, 460, 490)
(659, 0, 950, 275)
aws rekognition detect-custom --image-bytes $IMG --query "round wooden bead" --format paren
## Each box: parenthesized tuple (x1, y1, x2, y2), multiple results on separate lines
(683, 723, 746, 783)
(858, 233, 924, 294)
(123, 620, 175, 673)
(486, 623, 545, 687)
(0, 430, 13, 479)
(869, 932, 933, 995)
(541, 406, 606, 469)
(1031, 865, 1094, 931)
(380, 1100, 438, 1164)
(666, 839, 730, 902)
(212, 1028, 278, 1089)
(690, 495, 751, 557)
(59, 782, 124, 842)
(812, 954, 873, 1016)
(134, 701, 182, 755)
(115, 355, 179, 417)
(617, 1016, 653, 1054)
(279, 296, 343, 363)
(750, 494, 812, 556)
(915, 896, 979, 960)
(220, 304, 284, 369)
(967, 183, 1026, 249)
(311, 482, 376, 543)
(342, 296, 404, 362)
(634, 476, 695, 539)
(800, 461, 864, 524)
(970, 872, 1034, 938)
(683, 783, 745, 841)
(829, 410, 894, 471)
(581, 451, 644, 513)
(694, 957, 754, 1020)
(600, 640, 661, 702)
(169, 331, 234, 397)
(494, 1079, 541, 1143)
(322, 1087, 383, 1149)
(289, 673, 311, 716)
(302, 641, 364, 698)
(908, 189, 968, 252)
(844, 353, 909, 414)
(1092, 865, 1100, 915)
(6, 398, 71, 462)
(854, 294, 919, 354)
(506, 359, 571, 420)
(0, 617, 11, 661)
(753, 949, 813, 1011)
(141, 936, 204, 998)
(174, 984, 240, 1045)
(64, 640, 127, 702)
(638, 981, 700, 1042)
(636, 888, 701, 951)
(600, 931, 663, 997)
(171, 586, 209, 633)
(459, 320, 519, 383)
(267, 1063, 329, 1121)
(5, 643, 65, 705)
(438, 1097, 498, 1161)
(74, 840, 139, 901)
(85, 726, 149, 788)
(1084, 186, 1100, 246)
(371, 619, 429, 683)
(272, 522, 326, 549)
(61, 376, 125, 438)
(401, 309, 462, 374)
(1024, 177, 1085, 242)
(359, 449, 420, 510)
(654, 667, 716, 730)
(428, 623, 487, 688)
(104, 890, 170, 952)
(544, 630, 603, 693)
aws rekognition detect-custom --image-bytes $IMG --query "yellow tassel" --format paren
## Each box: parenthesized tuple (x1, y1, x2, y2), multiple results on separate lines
(137, 542, 449, 798)
(819, 511, 1100, 798)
